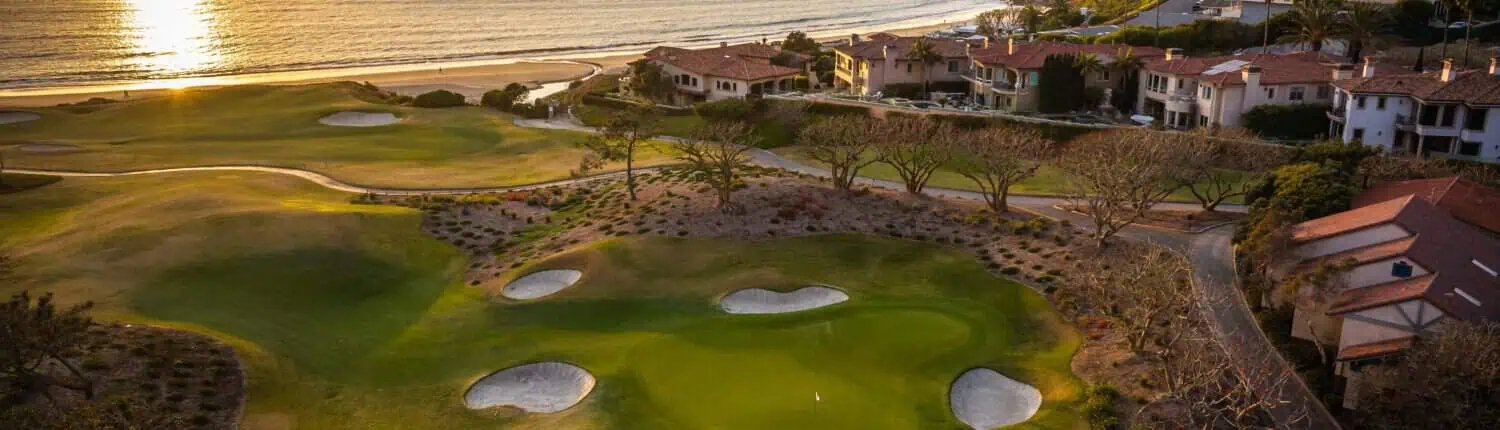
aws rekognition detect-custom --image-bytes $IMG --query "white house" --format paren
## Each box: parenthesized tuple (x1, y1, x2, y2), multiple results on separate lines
(1285, 178, 1500, 408)
(1138, 50, 1343, 129)
(641, 43, 805, 105)
(832, 33, 970, 97)
(1329, 57, 1500, 165)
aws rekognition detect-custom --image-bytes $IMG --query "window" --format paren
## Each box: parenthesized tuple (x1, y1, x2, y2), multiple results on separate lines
(1356, 96, 1367, 109)
(691, 77, 698, 86)
(1177, 79, 1184, 89)
(1460, 141, 1482, 156)
(1200, 115, 1209, 127)
(1102, 71, 1110, 81)
(1377, 97, 1387, 110)
(1392, 261, 1414, 278)
(1201, 86, 1212, 100)
(1317, 86, 1331, 99)
(1441, 105, 1457, 127)
(1266, 88, 1275, 99)
(1290, 86, 1305, 101)
(1467, 108, 1488, 131)
(1352, 128, 1365, 141)
(948, 61, 958, 73)
(907, 64, 913, 73)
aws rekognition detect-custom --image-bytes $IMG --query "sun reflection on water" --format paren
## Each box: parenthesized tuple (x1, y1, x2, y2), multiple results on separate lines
(126, 0, 221, 75)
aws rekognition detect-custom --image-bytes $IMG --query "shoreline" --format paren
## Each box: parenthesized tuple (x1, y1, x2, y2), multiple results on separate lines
(0, 11, 980, 108)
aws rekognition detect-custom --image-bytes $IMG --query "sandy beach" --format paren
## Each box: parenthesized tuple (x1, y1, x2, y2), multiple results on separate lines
(0, 20, 966, 108)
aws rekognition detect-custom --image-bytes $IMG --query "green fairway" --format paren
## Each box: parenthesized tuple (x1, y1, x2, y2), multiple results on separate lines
(2, 173, 1085, 429)
(0, 83, 674, 188)
(772, 146, 1248, 204)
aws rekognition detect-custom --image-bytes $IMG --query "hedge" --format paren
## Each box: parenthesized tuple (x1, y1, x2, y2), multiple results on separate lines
(1243, 104, 1331, 140)
(411, 90, 467, 108)
(805, 102, 872, 117)
(580, 94, 693, 116)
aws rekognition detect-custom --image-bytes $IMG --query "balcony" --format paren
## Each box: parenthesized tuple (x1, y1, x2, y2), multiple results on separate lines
(1414, 122, 1459, 137)
(990, 81, 1018, 95)
(962, 74, 992, 85)
(1327, 108, 1346, 123)
(1394, 114, 1413, 130)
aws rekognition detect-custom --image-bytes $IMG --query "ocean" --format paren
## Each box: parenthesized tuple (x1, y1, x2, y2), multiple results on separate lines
(0, 0, 998, 91)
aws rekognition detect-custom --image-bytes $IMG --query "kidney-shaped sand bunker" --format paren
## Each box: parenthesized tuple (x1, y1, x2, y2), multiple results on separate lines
(501, 269, 583, 300)
(318, 111, 399, 127)
(464, 362, 596, 413)
(950, 368, 1043, 429)
(719, 286, 849, 314)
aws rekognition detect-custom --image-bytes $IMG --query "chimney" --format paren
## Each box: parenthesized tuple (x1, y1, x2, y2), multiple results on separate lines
(1166, 48, 1183, 62)
(1362, 56, 1377, 78)
(1441, 58, 1457, 82)
(882, 45, 890, 60)
(720, 42, 728, 48)
(1243, 65, 1262, 99)
(1490, 57, 1499, 76)
(983, 36, 991, 50)
(1333, 64, 1354, 81)
(1007, 38, 1016, 56)
(849, 34, 861, 46)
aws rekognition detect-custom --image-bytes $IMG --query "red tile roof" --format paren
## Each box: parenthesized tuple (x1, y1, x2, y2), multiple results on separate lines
(1328, 274, 1436, 315)
(1335, 69, 1500, 105)
(1291, 195, 1414, 243)
(968, 42, 1163, 70)
(1294, 196, 1500, 322)
(1355, 177, 1500, 235)
(644, 44, 803, 82)
(1336, 337, 1415, 361)
(833, 36, 968, 60)
(1298, 236, 1418, 272)
(1144, 51, 1346, 86)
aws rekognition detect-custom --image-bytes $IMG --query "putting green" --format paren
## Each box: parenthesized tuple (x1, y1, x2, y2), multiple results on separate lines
(1, 83, 673, 188)
(1, 172, 1086, 429)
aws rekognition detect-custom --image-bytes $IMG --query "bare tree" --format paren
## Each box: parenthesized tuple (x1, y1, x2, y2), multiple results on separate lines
(1357, 154, 1454, 186)
(870, 117, 958, 194)
(1178, 129, 1289, 212)
(577, 104, 662, 200)
(1074, 243, 1197, 355)
(1283, 259, 1355, 365)
(0, 291, 95, 407)
(1056, 129, 1190, 247)
(1356, 321, 1500, 430)
(949, 127, 1050, 213)
(675, 122, 757, 213)
(799, 116, 877, 192)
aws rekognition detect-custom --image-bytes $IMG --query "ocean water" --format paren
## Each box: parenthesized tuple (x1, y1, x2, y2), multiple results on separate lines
(0, 0, 998, 91)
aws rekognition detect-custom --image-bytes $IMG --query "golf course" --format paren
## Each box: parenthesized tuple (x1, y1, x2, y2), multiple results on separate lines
(0, 83, 674, 189)
(1, 170, 1085, 429)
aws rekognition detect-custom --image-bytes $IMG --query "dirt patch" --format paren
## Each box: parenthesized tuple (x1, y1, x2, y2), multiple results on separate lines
(10, 324, 246, 429)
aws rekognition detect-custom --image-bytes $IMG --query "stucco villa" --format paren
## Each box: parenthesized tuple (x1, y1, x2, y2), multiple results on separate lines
(965, 40, 1162, 113)
(1329, 57, 1500, 165)
(1285, 177, 1500, 409)
(832, 33, 970, 97)
(640, 43, 805, 105)
(1139, 50, 1344, 129)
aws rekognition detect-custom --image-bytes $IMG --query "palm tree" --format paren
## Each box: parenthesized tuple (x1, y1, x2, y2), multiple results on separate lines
(1340, 2, 1391, 62)
(1447, 0, 1477, 67)
(1108, 47, 1145, 76)
(1280, 0, 1343, 53)
(1019, 5, 1043, 36)
(905, 38, 945, 99)
(1075, 52, 1106, 80)
(1107, 47, 1145, 111)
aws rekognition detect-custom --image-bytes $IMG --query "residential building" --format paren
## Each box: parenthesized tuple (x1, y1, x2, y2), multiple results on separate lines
(1285, 180, 1500, 409)
(832, 34, 970, 97)
(641, 43, 805, 105)
(964, 40, 1162, 112)
(1329, 58, 1500, 165)
(1139, 50, 1343, 129)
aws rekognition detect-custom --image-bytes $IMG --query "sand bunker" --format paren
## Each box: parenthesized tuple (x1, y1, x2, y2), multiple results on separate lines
(464, 362, 596, 413)
(318, 111, 399, 127)
(950, 368, 1043, 429)
(0, 111, 41, 125)
(15, 143, 82, 153)
(501, 269, 583, 300)
(720, 286, 849, 314)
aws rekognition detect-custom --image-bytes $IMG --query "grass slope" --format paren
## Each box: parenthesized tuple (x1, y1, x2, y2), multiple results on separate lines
(772, 146, 1248, 203)
(2, 173, 1084, 429)
(0, 83, 673, 188)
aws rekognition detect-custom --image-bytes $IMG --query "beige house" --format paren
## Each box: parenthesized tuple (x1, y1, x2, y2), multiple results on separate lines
(1285, 177, 1500, 408)
(965, 40, 1162, 112)
(832, 34, 969, 97)
(1139, 50, 1343, 129)
(641, 43, 805, 105)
